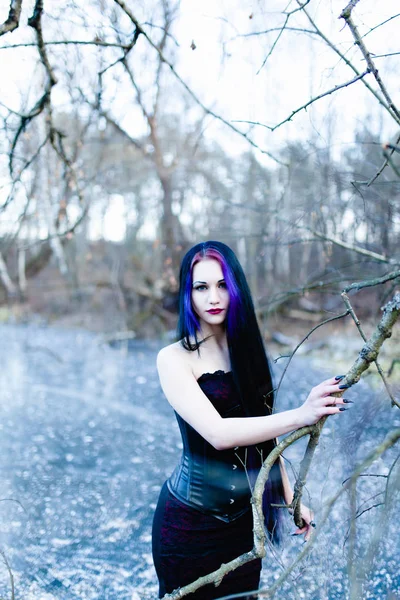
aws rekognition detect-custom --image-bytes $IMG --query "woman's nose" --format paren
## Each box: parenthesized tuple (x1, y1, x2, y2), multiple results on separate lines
(208, 287, 220, 304)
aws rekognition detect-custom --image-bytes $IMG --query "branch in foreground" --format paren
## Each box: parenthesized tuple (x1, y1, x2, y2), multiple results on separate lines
(295, 0, 392, 118)
(251, 427, 400, 599)
(161, 294, 400, 598)
(341, 291, 400, 408)
(353, 132, 400, 187)
(273, 311, 350, 401)
(343, 269, 400, 293)
(290, 291, 400, 522)
(344, 292, 400, 387)
(0, 0, 23, 37)
(9, 0, 58, 176)
(340, 3, 400, 125)
(233, 69, 370, 132)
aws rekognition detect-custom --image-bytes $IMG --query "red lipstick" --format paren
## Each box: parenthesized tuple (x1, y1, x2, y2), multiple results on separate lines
(207, 309, 223, 314)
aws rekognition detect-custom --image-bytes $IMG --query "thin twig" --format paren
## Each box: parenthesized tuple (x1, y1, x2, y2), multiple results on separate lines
(247, 427, 400, 600)
(234, 70, 370, 132)
(341, 292, 399, 408)
(0, 39, 133, 49)
(112, 0, 285, 165)
(340, 4, 400, 124)
(278, 216, 393, 264)
(295, 0, 393, 117)
(273, 311, 350, 401)
(388, 359, 400, 377)
(257, 13, 289, 74)
(343, 270, 400, 293)
(0, 550, 15, 600)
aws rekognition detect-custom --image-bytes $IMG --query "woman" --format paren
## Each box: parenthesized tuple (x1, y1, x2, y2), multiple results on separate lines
(152, 241, 347, 599)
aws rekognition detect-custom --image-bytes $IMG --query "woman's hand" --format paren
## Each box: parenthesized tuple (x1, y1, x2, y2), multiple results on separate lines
(291, 503, 315, 542)
(298, 375, 349, 426)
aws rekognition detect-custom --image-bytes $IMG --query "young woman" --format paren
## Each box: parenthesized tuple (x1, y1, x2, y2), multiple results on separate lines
(152, 241, 347, 599)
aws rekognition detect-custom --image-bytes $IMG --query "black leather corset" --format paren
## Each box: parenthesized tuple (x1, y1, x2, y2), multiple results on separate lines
(167, 370, 263, 523)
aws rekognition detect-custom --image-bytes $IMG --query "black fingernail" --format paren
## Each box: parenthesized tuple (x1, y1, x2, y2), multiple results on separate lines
(343, 399, 354, 404)
(339, 384, 351, 389)
(339, 407, 348, 411)
(335, 375, 345, 380)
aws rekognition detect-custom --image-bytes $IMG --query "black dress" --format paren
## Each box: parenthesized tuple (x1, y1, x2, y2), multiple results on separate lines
(152, 371, 265, 600)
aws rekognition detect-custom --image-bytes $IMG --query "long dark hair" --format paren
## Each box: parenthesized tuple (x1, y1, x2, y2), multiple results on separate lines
(177, 240, 284, 542)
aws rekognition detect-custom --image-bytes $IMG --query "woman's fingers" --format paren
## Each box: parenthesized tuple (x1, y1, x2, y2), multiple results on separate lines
(318, 382, 348, 396)
(291, 525, 314, 542)
(304, 525, 313, 542)
(324, 395, 346, 405)
(301, 376, 354, 425)
(325, 375, 348, 385)
(324, 405, 346, 415)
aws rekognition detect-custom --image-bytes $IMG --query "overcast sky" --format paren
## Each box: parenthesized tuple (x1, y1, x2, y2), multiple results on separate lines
(1, 0, 399, 157)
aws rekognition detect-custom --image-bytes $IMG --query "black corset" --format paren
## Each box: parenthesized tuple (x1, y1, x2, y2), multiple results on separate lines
(167, 370, 274, 523)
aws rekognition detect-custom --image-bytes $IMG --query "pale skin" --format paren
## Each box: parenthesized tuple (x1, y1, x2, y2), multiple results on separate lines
(157, 258, 347, 541)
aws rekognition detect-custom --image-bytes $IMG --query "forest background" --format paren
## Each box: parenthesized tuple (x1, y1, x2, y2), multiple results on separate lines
(1, 1, 400, 599)
(0, 0, 399, 352)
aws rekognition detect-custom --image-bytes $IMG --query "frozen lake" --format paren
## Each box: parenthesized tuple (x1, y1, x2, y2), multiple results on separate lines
(0, 324, 398, 599)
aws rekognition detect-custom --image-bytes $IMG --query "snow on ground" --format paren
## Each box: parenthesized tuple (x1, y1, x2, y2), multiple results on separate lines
(0, 324, 398, 599)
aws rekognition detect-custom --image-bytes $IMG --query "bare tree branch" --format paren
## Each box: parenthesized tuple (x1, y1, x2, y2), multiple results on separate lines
(112, 0, 286, 165)
(9, 0, 58, 176)
(251, 427, 400, 599)
(273, 311, 350, 400)
(1, 135, 49, 212)
(230, 26, 318, 40)
(0, 0, 23, 37)
(295, 0, 394, 118)
(27, 0, 57, 87)
(280, 216, 396, 265)
(341, 291, 400, 408)
(343, 269, 400, 293)
(0, 40, 134, 50)
(340, 2, 400, 124)
(367, 51, 400, 60)
(233, 70, 371, 132)
(0, 549, 15, 600)
(256, 13, 289, 74)
(362, 13, 400, 39)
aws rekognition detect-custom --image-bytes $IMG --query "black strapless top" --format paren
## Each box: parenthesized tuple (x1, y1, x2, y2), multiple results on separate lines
(167, 370, 272, 523)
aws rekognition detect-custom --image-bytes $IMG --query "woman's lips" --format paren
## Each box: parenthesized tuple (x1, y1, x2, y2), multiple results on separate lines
(206, 309, 224, 314)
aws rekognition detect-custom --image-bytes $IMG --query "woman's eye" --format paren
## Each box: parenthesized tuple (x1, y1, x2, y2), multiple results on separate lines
(194, 285, 207, 291)
(219, 282, 227, 289)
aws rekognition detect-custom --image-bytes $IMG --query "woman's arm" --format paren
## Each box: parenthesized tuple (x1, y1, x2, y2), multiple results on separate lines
(279, 456, 293, 505)
(157, 346, 346, 451)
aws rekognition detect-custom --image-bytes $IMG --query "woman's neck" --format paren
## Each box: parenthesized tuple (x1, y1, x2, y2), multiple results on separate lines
(197, 326, 228, 353)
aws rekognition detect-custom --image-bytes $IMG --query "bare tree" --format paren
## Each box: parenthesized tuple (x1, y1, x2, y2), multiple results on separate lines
(1, 1, 400, 597)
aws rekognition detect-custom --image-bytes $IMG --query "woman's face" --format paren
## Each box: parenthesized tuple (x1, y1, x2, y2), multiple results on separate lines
(191, 258, 230, 328)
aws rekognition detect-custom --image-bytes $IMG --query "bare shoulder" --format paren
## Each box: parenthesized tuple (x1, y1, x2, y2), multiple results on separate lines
(157, 341, 192, 374)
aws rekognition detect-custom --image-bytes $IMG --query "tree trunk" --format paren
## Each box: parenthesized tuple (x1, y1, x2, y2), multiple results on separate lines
(0, 252, 17, 297)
